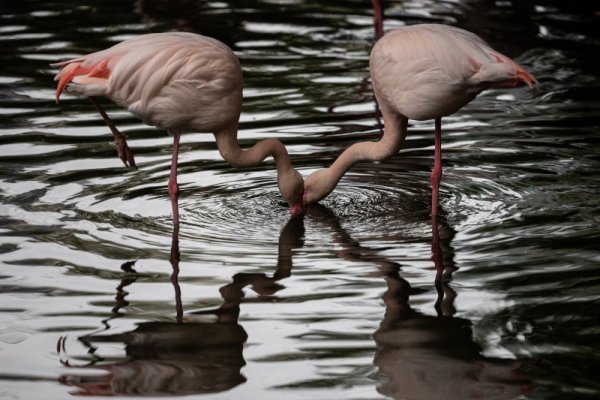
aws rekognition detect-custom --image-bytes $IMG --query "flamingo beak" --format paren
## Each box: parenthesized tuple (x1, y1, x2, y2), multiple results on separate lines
(289, 191, 305, 218)
(290, 201, 305, 218)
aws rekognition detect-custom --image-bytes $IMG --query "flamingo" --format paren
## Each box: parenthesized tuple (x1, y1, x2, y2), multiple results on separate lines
(52, 32, 305, 224)
(303, 24, 537, 216)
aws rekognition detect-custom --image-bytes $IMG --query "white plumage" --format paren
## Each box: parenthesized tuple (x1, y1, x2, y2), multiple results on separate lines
(55, 32, 243, 133)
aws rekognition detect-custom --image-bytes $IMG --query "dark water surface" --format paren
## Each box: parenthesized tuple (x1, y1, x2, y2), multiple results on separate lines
(1, 0, 599, 399)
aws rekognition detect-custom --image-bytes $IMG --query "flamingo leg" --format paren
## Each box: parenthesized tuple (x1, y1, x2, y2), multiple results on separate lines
(170, 222, 183, 323)
(371, 0, 384, 40)
(89, 97, 136, 168)
(169, 131, 181, 226)
(432, 215, 444, 315)
(431, 117, 442, 217)
(431, 215, 457, 317)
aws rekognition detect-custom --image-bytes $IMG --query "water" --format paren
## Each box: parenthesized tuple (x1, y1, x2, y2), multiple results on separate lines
(1, 0, 599, 399)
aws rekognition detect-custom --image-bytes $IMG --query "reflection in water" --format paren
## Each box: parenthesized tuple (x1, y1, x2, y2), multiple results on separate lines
(1, 0, 597, 398)
(57, 217, 304, 396)
(59, 321, 247, 396)
(374, 303, 531, 399)
(170, 224, 183, 323)
(58, 208, 530, 397)
(373, 216, 531, 399)
(308, 207, 531, 399)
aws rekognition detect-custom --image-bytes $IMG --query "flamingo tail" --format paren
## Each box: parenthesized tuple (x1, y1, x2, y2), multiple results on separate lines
(53, 58, 111, 103)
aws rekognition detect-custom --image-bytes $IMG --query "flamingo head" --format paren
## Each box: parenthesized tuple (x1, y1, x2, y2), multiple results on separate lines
(279, 169, 305, 218)
(290, 198, 304, 218)
(302, 169, 335, 206)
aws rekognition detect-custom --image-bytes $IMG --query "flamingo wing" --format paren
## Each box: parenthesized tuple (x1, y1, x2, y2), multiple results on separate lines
(53, 32, 243, 132)
(370, 24, 536, 121)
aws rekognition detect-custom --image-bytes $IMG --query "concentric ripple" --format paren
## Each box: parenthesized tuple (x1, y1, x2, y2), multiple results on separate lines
(2, 1, 600, 400)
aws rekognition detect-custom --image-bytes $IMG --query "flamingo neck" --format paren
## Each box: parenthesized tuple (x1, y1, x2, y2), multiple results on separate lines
(213, 123, 303, 214)
(214, 124, 293, 175)
(312, 110, 408, 202)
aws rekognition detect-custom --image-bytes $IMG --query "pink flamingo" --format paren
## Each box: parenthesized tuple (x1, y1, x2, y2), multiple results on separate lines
(53, 32, 305, 224)
(303, 24, 537, 216)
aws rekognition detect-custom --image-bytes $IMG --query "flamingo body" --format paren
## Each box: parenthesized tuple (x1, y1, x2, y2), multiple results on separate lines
(370, 24, 535, 121)
(55, 33, 243, 134)
(303, 24, 536, 215)
(53, 32, 304, 221)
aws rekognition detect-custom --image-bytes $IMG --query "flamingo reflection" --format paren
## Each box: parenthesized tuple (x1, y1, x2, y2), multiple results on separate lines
(58, 209, 529, 397)
(373, 217, 531, 399)
(57, 219, 303, 396)
(305, 207, 530, 399)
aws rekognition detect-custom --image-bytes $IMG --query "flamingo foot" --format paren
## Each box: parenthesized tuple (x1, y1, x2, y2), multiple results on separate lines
(113, 134, 136, 169)
(89, 96, 137, 169)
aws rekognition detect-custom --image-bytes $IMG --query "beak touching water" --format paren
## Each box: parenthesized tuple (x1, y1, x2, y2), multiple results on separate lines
(289, 190, 305, 218)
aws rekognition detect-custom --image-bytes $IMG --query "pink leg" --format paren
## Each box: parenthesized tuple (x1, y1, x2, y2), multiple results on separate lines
(430, 117, 442, 217)
(89, 97, 136, 168)
(371, 0, 384, 40)
(169, 132, 181, 226)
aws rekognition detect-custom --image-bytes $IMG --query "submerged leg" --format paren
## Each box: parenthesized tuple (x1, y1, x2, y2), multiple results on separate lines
(432, 215, 444, 315)
(169, 131, 181, 226)
(431, 118, 442, 217)
(170, 222, 183, 323)
(89, 97, 136, 168)
(431, 214, 457, 317)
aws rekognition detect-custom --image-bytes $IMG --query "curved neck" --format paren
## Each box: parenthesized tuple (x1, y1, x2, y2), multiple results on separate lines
(214, 124, 293, 176)
(325, 110, 408, 192)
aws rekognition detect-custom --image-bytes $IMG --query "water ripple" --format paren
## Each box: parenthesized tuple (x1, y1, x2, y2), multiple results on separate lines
(1, 1, 600, 399)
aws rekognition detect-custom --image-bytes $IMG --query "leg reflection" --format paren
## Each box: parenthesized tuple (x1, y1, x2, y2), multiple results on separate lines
(307, 205, 530, 399)
(170, 223, 183, 322)
(373, 214, 530, 400)
(57, 216, 305, 396)
(432, 214, 456, 317)
(195, 216, 305, 322)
